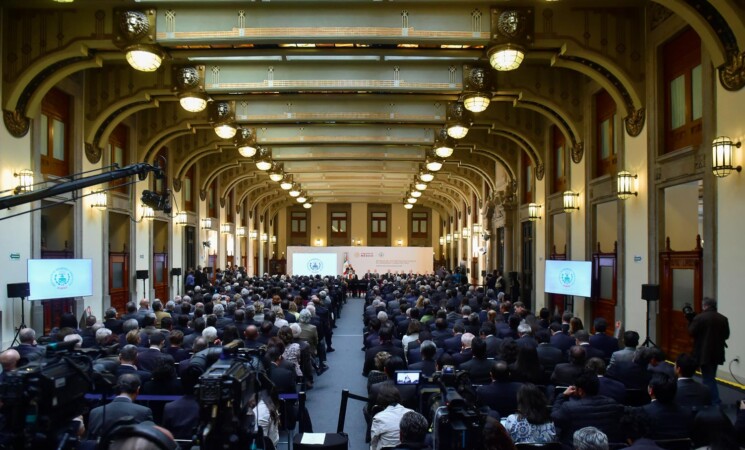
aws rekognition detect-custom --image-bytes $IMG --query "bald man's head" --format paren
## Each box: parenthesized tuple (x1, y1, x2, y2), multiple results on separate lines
(0, 349, 20, 371)
(245, 325, 258, 340)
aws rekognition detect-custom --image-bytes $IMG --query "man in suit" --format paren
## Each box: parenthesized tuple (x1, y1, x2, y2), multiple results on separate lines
(13, 328, 45, 363)
(87, 373, 154, 440)
(608, 330, 640, 372)
(451, 332, 474, 367)
(408, 340, 437, 376)
(363, 327, 406, 376)
(515, 323, 538, 349)
(535, 328, 563, 379)
(674, 352, 712, 413)
(590, 317, 619, 360)
(430, 318, 452, 349)
(103, 307, 124, 335)
(551, 369, 624, 447)
(162, 370, 200, 440)
(136, 332, 173, 372)
(480, 322, 502, 359)
(551, 345, 587, 386)
(443, 323, 465, 354)
(586, 357, 626, 404)
(687, 297, 730, 405)
(575, 330, 606, 361)
(476, 361, 523, 417)
(549, 322, 574, 355)
(459, 336, 492, 384)
(116, 344, 152, 383)
(634, 372, 693, 440)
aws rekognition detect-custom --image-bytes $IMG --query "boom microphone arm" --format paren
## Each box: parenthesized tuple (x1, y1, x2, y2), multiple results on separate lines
(0, 163, 162, 211)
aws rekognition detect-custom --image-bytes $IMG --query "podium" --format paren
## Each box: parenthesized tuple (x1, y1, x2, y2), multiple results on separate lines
(293, 433, 348, 450)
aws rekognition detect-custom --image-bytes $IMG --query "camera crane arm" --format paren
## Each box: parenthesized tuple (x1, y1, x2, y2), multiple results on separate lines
(0, 163, 162, 211)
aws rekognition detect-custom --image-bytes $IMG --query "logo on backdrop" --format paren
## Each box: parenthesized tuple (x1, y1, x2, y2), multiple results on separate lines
(51, 267, 74, 290)
(559, 268, 575, 288)
(307, 258, 324, 274)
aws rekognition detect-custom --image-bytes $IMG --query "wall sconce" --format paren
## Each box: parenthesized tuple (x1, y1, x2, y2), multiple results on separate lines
(472, 223, 482, 234)
(271, 235, 277, 244)
(220, 223, 233, 234)
(209, 101, 237, 139)
(14, 169, 33, 195)
(234, 127, 258, 158)
(528, 202, 541, 221)
(141, 205, 155, 221)
(453, 232, 461, 240)
(617, 171, 638, 199)
(356, 239, 362, 246)
(260, 233, 268, 243)
(90, 191, 107, 210)
(439, 236, 445, 245)
(249, 230, 258, 240)
(173, 66, 209, 112)
(433, 128, 455, 158)
(315, 238, 323, 246)
(397, 239, 403, 246)
(115, 10, 165, 72)
(255, 147, 273, 171)
(712, 136, 742, 178)
(562, 191, 579, 212)
(446, 233, 452, 244)
(237, 226, 246, 237)
(201, 217, 212, 229)
(462, 227, 470, 238)
(175, 211, 188, 226)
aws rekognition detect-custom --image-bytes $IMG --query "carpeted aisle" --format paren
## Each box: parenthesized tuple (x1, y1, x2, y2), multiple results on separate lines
(299, 296, 369, 450)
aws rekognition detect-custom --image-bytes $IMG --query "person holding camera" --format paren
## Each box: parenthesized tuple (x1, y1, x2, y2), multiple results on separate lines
(686, 297, 730, 405)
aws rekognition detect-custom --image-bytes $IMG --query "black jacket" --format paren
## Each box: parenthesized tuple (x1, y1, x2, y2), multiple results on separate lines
(551, 394, 624, 447)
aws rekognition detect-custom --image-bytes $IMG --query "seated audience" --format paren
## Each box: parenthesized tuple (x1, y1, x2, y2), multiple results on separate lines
(572, 427, 608, 450)
(502, 383, 556, 444)
(87, 373, 154, 440)
(370, 384, 414, 450)
(633, 372, 692, 440)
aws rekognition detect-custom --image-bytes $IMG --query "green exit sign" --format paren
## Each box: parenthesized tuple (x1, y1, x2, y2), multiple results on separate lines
(9, 253, 20, 260)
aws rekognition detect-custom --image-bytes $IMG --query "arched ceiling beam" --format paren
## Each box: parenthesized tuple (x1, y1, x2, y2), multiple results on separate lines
(485, 128, 544, 180)
(221, 174, 260, 200)
(200, 161, 244, 194)
(429, 182, 470, 211)
(174, 141, 232, 181)
(238, 182, 271, 208)
(441, 164, 485, 200)
(427, 190, 461, 215)
(451, 161, 493, 195)
(467, 148, 516, 182)
(142, 121, 197, 163)
(254, 191, 283, 211)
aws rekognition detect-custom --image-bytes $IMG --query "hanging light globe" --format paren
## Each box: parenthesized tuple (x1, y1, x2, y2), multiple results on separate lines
(415, 180, 428, 191)
(410, 190, 422, 198)
(297, 194, 307, 203)
(426, 157, 443, 172)
(488, 44, 525, 71)
(420, 171, 435, 183)
(178, 92, 209, 113)
(269, 167, 284, 182)
(289, 184, 301, 197)
(434, 142, 454, 158)
(214, 123, 237, 139)
(407, 197, 417, 204)
(280, 177, 293, 190)
(447, 122, 469, 139)
(303, 202, 312, 209)
(125, 44, 164, 72)
(463, 92, 491, 113)
(404, 203, 413, 210)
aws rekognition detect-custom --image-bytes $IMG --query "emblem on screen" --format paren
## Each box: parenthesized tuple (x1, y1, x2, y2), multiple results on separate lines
(307, 258, 324, 273)
(559, 268, 575, 288)
(51, 267, 74, 290)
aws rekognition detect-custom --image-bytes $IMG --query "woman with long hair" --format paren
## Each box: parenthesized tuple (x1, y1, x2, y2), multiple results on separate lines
(502, 384, 556, 444)
(509, 346, 546, 384)
(482, 416, 516, 450)
(569, 317, 584, 336)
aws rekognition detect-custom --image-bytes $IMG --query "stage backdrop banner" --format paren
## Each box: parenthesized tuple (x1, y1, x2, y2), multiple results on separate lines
(287, 246, 433, 276)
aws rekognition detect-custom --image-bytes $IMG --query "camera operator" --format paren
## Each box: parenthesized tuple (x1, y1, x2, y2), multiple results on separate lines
(686, 297, 730, 405)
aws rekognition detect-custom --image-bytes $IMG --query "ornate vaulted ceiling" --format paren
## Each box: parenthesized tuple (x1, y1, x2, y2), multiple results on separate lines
(3, 0, 745, 218)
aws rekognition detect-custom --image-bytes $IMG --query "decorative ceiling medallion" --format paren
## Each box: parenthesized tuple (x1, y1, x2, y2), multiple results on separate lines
(120, 11, 150, 41)
(497, 10, 526, 38)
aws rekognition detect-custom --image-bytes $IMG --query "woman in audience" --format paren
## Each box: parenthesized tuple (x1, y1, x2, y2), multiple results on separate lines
(402, 320, 421, 353)
(483, 416, 516, 450)
(221, 324, 241, 345)
(569, 317, 584, 336)
(367, 351, 391, 390)
(510, 346, 546, 384)
(142, 355, 183, 396)
(278, 326, 303, 378)
(254, 388, 280, 447)
(501, 384, 556, 444)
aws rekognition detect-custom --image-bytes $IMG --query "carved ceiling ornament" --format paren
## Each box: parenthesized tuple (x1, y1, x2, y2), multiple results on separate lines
(496, 9, 529, 39)
(172, 178, 182, 192)
(199, 189, 207, 201)
(3, 109, 30, 138)
(119, 10, 150, 41)
(571, 141, 584, 164)
(84, 143, 102, 164)
(535, 163, 545, 181)
(624, 107, 646, 137)
(720, 52, 745, 91)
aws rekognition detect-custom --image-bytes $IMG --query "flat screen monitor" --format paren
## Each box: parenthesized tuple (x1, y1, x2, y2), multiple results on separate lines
(544, 260, 592, 298)
(291, 253, 338, 277)
(27, 259, 93, 301)
(395, 370, 422, 385)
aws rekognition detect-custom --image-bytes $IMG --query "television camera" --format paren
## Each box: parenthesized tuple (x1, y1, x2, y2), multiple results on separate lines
(190, 344, 272, 450)
(0, 344, 94, 450)
(423, 366, 486, 450)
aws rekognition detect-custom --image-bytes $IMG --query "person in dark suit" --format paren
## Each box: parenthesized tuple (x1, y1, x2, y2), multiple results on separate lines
(673, 353, 711, 413)
(442, 323, 465, 355)
(459, 337, 493, 384)
(164, 330, 191, 363)
(116, 344, 152, 383)
(476, 361, 523, 417)
(687, 297, 730, 405)
(535, 329, 563, 381)
(87, 373, 154, 440)
(407, 340, 437, 376)
(550, 369, 624, 447)
(480, 323, 502, 359)
(13, 328, 45, 363)
(363, 327, 406, 376)
(551, 345, 586, 386)
(103, 307, 124, 335)
(430, 318, 452, 349)
(549, 323, 574, 355)
(514, 324, 538, 350)
(451, 332, 474, 367)
(634, 372, 693, 440)
(589, 317, 619, 360)
(620, 410, 665, 449)
(136, 332, 173, 372)
(575, 330, 606, 361)
(161, 369, 200, 440)
(586, 357, 626, 404)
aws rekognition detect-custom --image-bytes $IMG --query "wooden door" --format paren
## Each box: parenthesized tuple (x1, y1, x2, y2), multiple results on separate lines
(549, 245, 568, 315)
(208, 254, 217, 282)
(109, 252, 130, 315)
(592, 242, 617, 328)
(40, 250, 76, 334)
(660, 236, 703, 359)
(153, 253, 168, 302)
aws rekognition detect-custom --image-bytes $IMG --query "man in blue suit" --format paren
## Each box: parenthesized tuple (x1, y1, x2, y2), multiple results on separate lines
(87, 373, 154, 440)
(590, 318, 619, 360)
